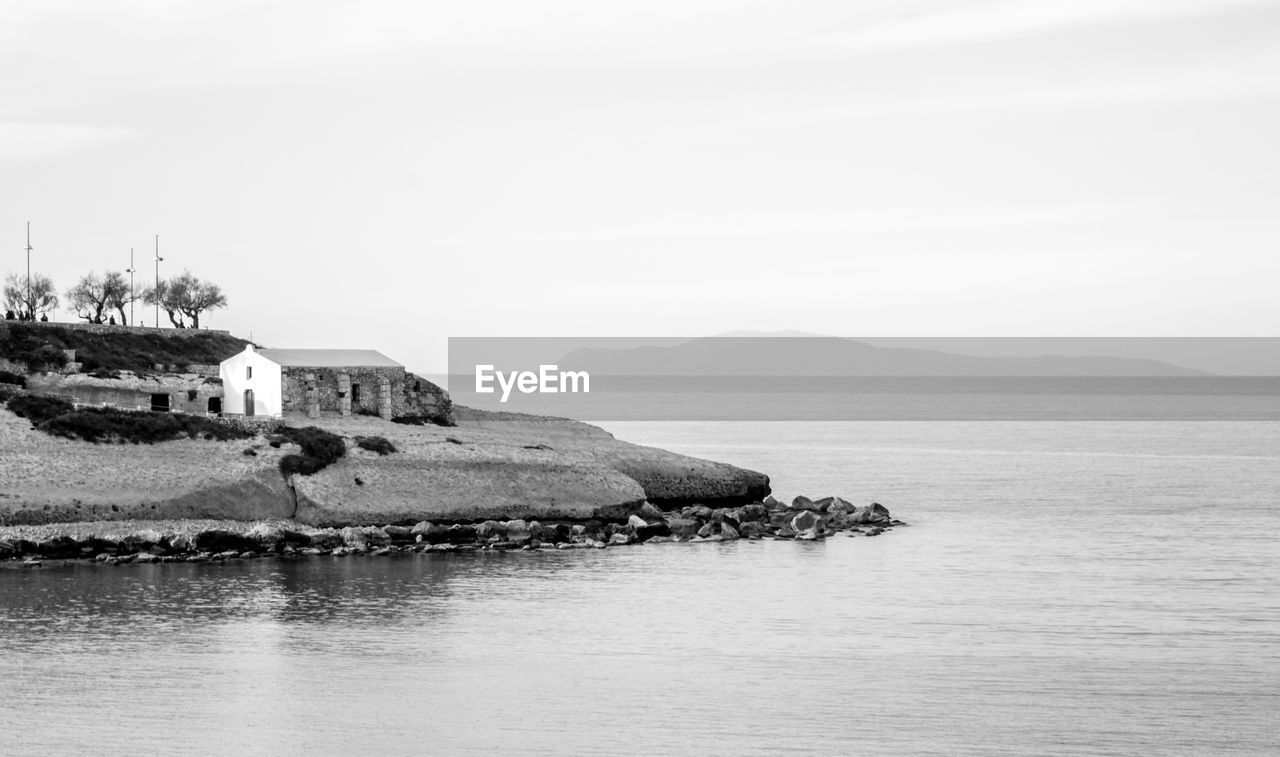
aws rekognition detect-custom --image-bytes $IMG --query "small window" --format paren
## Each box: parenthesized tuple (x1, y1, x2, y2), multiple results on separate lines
(246, 365, 253, 379)
(351, 383, 361, 404)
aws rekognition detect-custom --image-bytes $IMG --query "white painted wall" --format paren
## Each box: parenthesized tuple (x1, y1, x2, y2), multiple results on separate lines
(219, 346, 282, 417)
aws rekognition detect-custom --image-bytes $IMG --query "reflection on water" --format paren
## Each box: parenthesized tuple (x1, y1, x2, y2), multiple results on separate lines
(3, 421, 1280, 756)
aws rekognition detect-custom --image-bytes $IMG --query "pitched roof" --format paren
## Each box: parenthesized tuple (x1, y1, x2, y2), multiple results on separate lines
(257, 349, 403, 368)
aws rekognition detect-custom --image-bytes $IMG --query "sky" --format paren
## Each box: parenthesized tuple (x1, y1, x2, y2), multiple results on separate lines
(2, 0, 1278, 373)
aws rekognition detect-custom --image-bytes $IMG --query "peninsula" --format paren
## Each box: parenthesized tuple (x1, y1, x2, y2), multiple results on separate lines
(0, 322, 897, 563)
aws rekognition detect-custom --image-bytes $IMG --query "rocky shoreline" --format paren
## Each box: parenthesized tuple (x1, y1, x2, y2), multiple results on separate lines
(0, 495, 901, 566)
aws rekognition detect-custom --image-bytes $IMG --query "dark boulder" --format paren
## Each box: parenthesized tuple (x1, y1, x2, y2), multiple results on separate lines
(383, 525, 415, 542)
(665, 517, 700, 536)
(194, 530, 257, 554)
(36, 535, 80, 559)
(635, 522, 672, 541)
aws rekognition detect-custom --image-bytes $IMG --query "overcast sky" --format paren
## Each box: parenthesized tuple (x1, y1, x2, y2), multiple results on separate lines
(2, 0, 1278, 372)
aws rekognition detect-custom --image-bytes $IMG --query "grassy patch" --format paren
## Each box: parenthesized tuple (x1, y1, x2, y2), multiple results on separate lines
(7, 394, 75, 424)
(0, 323, 250, 373)
(37, 407, 254, 444)
(3, 392, 255, 444)
(355, 435, 396, 455)
(277, 426, 346, 477)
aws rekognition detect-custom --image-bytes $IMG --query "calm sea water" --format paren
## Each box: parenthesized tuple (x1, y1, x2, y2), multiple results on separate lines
(3, 420, 1279, 756)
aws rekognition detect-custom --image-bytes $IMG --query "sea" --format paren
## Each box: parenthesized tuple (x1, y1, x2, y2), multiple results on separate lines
(2, 417, 1278, 755)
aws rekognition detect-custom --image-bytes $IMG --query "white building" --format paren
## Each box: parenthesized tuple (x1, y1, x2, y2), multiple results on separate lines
(219, 345, 284, 417)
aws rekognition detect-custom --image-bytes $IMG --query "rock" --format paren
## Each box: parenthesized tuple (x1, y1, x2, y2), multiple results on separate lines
(738, 503, 769, 522)
(720, 522, 740, 540)
(664, 517, 700, 537)
(530, 521, 557, 542)
(35, 535, 79, 559)
(168, 535, 193, 553)
(682, 504, 713, 521)
(635, 522, 671, 541)
(740, 522, 767, 539)
(339, 527, 368, 549)
(443, 524, 477, 544)
(570, 524, 588, 536)
(790, 510, 822, 533)
(626, 514, 648, 530)
(383, 525, 414, 541)
(372, 546, 392, 556)
(646, 535, 673, 544)
(608, 533, 632, 546)
(360, 526, 391, 546)
(796, 529, 823, 541)
(0, 539, 16, 559)
(21, 559, 42, 568)
(851, 503, 891, 525)
(213, 550, 241, 560)
(247, 524, 286, 549)
(505, 519, 531, 544)
(762, 494, 783, 509)
(280, 530, 313, 547)
(638, 501, 665, 520)
(134, 553, 159, 564)
(475, 520, 506, 540)
(194, 530, 257, 554)
(309, 529, 343, 549)
(792, 495, 816, 510)
(121, 530, 164, 552)
(696, 522, 716, 538)
(410, 521, 435, 537)
(775, 526, 797, 539)
(819, 496, 855, 515)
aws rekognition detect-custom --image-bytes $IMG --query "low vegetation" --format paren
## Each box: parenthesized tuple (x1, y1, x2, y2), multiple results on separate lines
(0, 323, 250, 373)
(0, 369, 25, 387)
(4, 393, 253, 444)
(391, 414, 455, 428)
(276, 426, 347, 477)
(355, 435, 396, 455)
(7, 394, 74, 424)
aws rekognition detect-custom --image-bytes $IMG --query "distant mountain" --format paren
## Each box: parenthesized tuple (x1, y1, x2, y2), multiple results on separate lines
(559, 336, 1211, 376)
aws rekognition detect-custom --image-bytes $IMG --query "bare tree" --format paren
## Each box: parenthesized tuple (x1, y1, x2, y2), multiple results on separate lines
(66, 271, 130, 324)
(143, 270, 227, 329)
(3, 272, 59, 320)
(107, 273, 141, 325)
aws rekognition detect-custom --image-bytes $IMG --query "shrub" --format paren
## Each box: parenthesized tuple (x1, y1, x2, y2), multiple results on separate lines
(275, 426, 346, 477)
(34, 406, 255, 444)
(0, 323, 251, 373)
(391, 414, 455, 428)
(355, 435, 396, 455)
(7, 394, 74, 424)
(0, 370, 25, 387)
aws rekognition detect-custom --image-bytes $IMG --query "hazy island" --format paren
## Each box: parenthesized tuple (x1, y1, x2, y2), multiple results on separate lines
(0, 322, 897, 565)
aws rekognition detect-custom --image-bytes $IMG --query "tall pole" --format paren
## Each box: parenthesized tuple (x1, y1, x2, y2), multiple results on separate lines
(24, 222, 32, 320)
(154, 234, 163, 328)
(125, 248, 136, 326)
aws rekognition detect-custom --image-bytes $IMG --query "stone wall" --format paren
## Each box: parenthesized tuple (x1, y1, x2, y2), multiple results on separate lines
(280, 366, 408, 417)
(0, 321, 231, 339)
(26, 373, 224, 414)
(404, 372, 452, 423)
